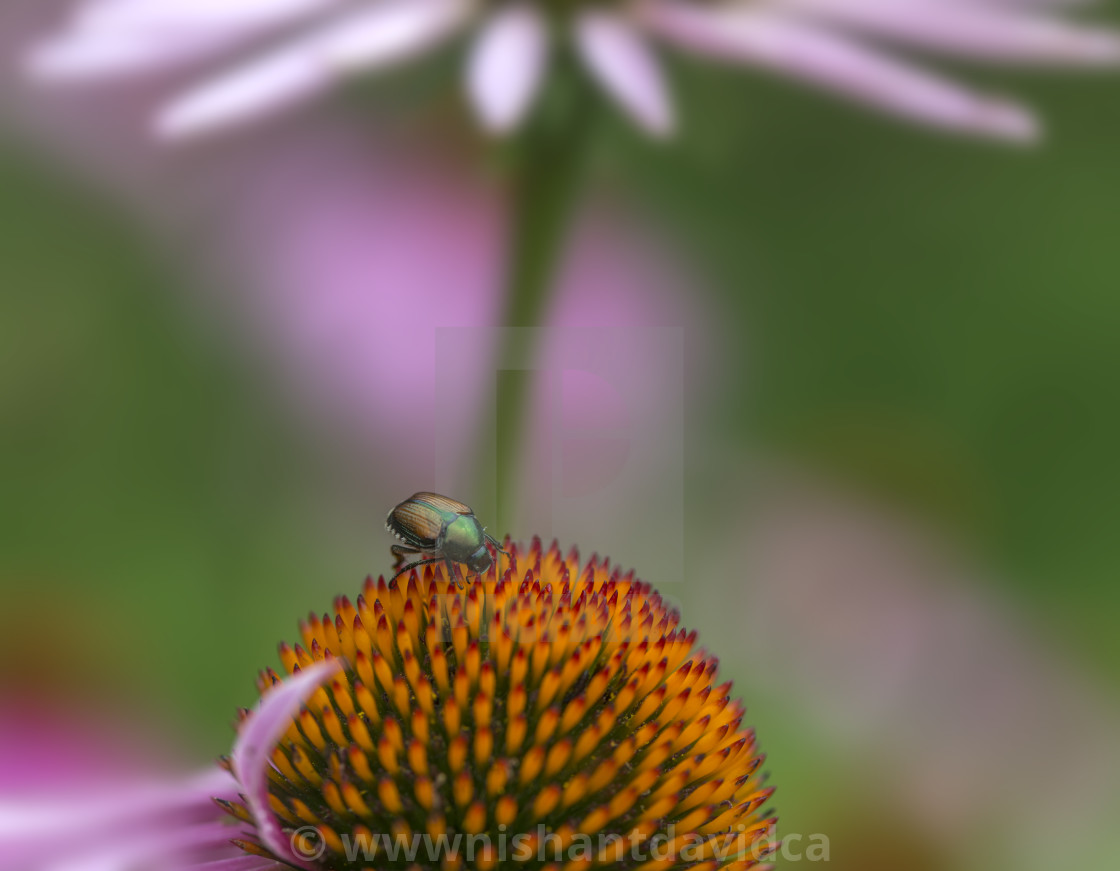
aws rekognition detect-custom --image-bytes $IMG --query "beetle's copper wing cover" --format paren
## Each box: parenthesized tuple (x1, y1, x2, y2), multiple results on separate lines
(388, 492, 473, 549)
(388, 503, 442, 548)
(411, 492, 473, 516)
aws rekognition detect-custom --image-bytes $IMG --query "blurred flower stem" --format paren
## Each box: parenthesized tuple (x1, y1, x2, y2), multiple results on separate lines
(490, 56, 598, 537)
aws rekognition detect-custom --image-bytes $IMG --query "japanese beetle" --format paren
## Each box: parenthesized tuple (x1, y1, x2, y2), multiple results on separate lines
(385, 492, 508, 588)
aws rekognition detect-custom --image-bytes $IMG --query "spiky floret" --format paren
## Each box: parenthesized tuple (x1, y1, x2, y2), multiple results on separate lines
(225, 538, 776, 871)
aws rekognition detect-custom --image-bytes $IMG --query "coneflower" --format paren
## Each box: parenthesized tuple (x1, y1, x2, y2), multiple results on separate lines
(223, 537, 777, 871)
(0, 539, 775, 871)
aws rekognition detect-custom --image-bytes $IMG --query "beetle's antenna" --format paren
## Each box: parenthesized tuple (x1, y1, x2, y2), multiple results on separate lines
(485, 533, 511, 556)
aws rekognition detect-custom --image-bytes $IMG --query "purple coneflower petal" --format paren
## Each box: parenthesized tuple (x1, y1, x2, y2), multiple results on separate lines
(576, 11, 675, 136)
(155, 0, 470, 139)
(46, 821, 239, 871)
(640, 0, 1039, 141)
(467, 4, 550, 133)
(231, 658, 341, 870)
(0, 768, 239, 871)
(780, 0, 1120, 64)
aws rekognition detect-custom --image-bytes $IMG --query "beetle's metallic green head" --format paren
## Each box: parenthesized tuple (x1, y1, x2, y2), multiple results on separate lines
(464, 542, 494, 574)
(442, 514, 492, 573)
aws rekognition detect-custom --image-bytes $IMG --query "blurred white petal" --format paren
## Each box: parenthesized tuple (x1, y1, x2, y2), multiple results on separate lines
(155, 0, 470, 139)
(318, 0, 470, 71)
(642, 1, 1039, 141)
(575, 11, 674, 136)
(28, 29, 246, 79)
(26, 0, 1120, 139)
(27, 0, 344, 79)
(75, 0, 341, 34)
(155, 48, 330, 140)
(467, 4, 549, 133)
(779, 0, 1120, 64)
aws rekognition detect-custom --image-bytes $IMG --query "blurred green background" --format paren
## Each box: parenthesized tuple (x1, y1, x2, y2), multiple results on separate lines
(626, 62, 1120, 672)
(3, 15, 1120, 871)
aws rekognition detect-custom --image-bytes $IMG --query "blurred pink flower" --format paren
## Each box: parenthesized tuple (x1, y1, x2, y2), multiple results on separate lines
(0, 662, 339, 871)
(215, 130, 703, 572)
(696, 461, 1120, 870)
(3, 0, 707, 568)
(27, 0, 1120, 142)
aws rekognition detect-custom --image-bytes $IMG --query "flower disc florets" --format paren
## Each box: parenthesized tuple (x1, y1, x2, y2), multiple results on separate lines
(224, 538, 776, 871)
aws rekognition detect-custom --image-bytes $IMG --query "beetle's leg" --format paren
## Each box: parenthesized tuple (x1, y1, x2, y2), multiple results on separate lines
(391, 543, 422, 568)
(445, 557, 465, 590)
(388, 556, 443, 588)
